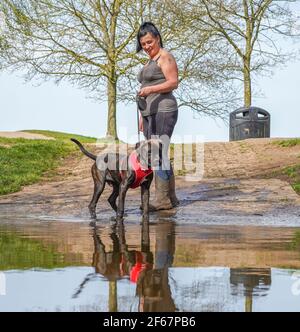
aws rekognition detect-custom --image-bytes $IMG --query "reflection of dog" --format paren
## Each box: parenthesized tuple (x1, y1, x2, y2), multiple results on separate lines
(71, 139, 161, 221)
(92, 225, 136, 281)
(72, 222, 138, 307)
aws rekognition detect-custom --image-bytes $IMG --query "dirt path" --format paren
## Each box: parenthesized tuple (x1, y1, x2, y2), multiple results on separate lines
(0, 131, 55, 140)
(0, 138, 300, 225)
(204, 138, 300, 178)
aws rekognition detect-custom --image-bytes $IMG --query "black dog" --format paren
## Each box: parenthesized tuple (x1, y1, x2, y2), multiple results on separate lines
(70, 138, 161, 221)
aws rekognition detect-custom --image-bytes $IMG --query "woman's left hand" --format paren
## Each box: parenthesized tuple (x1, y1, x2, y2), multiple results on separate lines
(138, 86, 153, 97)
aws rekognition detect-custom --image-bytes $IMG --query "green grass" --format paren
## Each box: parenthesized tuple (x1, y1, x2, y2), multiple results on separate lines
(282, 165, 300, 178)
(275, 138, 300, 148)
(0, 130, 101, 196)
(271, 139, 300, 195)
(282, 165, 300, 194)
(23, 129, 123, 144)
(0, 139, 73, 195)
(292, 183, 300, 194)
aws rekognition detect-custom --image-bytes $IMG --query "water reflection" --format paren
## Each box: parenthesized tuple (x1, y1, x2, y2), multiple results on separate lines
(76, 220, 176, 312)
(230, 268, 271, 312)
(1, 219, 300, 311)
(75, 221, 281, 312)
(71, 222, 135, 311)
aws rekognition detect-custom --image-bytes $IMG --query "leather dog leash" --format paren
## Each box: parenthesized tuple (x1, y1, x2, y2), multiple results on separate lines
(136, 94, 146, 144)
(136, 99, 141, 144)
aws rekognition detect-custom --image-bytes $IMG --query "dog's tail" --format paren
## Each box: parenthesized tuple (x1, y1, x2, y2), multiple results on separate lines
(70, 138, 97, 161)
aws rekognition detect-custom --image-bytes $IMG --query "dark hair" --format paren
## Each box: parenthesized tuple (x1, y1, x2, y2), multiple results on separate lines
(136, 22, 163, 53)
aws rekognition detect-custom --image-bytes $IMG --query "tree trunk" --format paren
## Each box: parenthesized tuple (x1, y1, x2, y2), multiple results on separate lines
(106, 78, 118, 140)
(243, 57, 252, 108)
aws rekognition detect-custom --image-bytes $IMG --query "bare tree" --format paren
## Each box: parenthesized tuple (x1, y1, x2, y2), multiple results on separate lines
(121, 0, 241, 120)
(176, 0, 300, 108)
(0, 0, 147, 139)
(1, 0, 251, 139)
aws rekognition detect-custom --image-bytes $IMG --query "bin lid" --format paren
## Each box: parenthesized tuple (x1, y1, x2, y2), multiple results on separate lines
(230, 106, 270, 119)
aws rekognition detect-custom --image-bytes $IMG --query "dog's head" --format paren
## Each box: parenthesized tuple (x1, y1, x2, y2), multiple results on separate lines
(135, 139, 162, 170)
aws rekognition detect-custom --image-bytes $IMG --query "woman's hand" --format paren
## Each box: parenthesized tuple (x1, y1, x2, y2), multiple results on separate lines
(138, 86, 153, 97)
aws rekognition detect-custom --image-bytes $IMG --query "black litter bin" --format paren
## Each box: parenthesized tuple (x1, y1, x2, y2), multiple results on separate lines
(229, 106, 270, 141)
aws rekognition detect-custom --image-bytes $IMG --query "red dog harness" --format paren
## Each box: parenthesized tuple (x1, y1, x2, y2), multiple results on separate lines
(120, 151, 153, 189)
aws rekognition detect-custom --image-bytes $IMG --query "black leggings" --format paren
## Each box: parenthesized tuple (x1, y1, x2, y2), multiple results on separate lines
(142, 111, 178, 140)
(142, 111, 178, 180)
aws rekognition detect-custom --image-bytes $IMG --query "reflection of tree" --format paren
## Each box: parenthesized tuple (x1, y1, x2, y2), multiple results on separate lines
(230, 268, 271, 312)
(136, 221, 176, 312)
(108, 281, 117, 313)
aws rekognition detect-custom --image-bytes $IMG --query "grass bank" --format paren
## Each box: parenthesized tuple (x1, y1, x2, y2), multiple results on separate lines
(0, 130, 97, 196)
(282, 165, 300, 194)
(275, 138, 300, 194)
(275, 138, 300, 148)
(22, 130, 97, 142)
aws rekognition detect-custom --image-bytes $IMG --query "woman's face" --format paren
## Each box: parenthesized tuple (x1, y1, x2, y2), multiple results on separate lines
(139, 32, 160, 58)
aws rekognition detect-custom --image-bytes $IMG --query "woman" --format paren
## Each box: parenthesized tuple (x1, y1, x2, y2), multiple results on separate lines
(136, 21, 179, 211)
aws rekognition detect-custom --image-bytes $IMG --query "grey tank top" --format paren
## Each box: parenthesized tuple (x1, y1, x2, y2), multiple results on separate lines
(138, 57, 178, 116)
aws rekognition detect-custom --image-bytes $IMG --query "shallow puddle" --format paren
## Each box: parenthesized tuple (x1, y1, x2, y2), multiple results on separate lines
(1, 217, 300, 312)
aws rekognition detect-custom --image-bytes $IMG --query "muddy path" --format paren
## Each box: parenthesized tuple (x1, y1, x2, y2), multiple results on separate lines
(0, 138, 300, 226)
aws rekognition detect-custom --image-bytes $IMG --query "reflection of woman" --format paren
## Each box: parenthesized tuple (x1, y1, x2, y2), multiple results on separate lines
(136, 22, 179, 211)
(136, 221, 176, 312)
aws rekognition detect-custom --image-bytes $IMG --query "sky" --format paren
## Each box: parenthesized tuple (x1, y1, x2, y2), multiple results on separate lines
(0, 39, 300, 144)
(0, 56, 299, 144)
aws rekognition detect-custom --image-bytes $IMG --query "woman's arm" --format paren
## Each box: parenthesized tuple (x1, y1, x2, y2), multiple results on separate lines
(138, 52, 178, 97)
